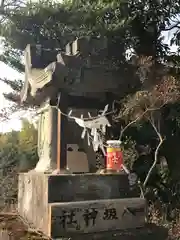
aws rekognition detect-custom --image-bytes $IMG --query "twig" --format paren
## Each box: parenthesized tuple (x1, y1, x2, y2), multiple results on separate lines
(119, 106, 159, 140)
(143, 118, 164, 188)
(162, 22, 180, 31)
(119, 109, 148, 141)
(138, 181, 145, 199)
(118, 98, 168, 141)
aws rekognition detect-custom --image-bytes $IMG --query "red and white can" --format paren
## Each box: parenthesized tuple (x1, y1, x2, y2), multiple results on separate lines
(106, 140, 123, 171)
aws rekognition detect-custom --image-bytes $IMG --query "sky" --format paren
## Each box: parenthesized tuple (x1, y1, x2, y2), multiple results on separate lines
(0, 29, 178, 133)
(0, 62, 23, 132)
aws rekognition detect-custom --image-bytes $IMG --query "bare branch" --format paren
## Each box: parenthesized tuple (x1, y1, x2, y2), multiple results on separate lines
(143, 118, 164, 188)
(118, 100, 168, 141)
(119, 109, 149, 141)
(162, 22, 180, 31)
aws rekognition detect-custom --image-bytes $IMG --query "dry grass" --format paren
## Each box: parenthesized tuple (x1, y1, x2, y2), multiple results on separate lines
(0, 211, 51, 240)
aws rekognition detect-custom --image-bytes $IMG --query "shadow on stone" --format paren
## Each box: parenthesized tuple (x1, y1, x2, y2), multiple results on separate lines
(67, 224, 168, 240)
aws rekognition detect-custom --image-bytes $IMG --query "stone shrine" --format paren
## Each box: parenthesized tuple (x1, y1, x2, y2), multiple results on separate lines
(18, 37, 146, 239)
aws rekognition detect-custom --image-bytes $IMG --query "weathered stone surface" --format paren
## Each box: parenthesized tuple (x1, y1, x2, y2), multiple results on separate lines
(35, 104, 98, 172)
(48, 173, 132, 203)
(65, 37, 107, 56)
(19, 173, 133, 206)
(21, 38, 122, 105)
(51, 224, 168, 240)
(18, 173, 145, 238)
(35, 104, 57, 172)
(18, 173, 49, 235)
(50, 198, 146, 238)
(25, 44, 58, 69)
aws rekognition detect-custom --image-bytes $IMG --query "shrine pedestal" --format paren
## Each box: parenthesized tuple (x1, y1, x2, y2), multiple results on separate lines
(18, 172, 146, 239)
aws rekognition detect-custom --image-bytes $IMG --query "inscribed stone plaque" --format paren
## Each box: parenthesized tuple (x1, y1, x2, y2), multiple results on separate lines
(50, 198, 146, 238)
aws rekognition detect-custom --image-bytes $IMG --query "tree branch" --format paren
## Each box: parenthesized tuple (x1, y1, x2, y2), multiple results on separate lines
(118, 102, 167, 141)
(162, 22, 180, 31)
(143, 118, 164, 188)
(119, 109, 149, 141)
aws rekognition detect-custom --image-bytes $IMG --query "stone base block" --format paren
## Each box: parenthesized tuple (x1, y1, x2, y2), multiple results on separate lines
(18, 173, 49, 235)
(18, 172, 144, 238)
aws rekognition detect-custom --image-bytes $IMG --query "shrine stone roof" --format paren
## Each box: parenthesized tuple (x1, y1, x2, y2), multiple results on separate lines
(21, 37, 122, 106)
